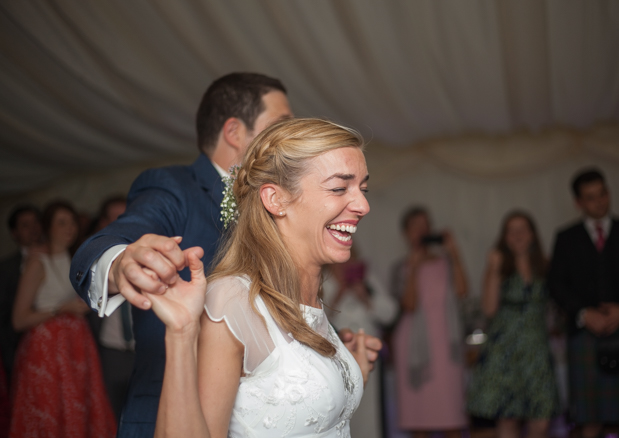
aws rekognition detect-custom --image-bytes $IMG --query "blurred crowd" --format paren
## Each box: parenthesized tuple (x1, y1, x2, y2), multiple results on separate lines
(0, 167, 616, 438)
(0, 196, 130, 437)
(321, 168, 617, 438)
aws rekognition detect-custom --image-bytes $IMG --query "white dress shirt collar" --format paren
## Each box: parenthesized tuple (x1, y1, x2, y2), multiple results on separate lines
(584, 215, 611, 243)
(212, 161, 229, 179)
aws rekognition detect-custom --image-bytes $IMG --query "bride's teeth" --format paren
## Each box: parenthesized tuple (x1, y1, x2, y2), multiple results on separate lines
(333, 233, 351, 242)
(327, 224, 357, 234)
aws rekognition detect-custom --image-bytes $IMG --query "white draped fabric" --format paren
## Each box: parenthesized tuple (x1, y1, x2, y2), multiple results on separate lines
(1, 0, 618, 194)
(1, 1, 618, 295)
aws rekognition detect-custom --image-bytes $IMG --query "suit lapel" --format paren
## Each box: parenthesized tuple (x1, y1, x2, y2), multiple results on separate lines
(605, 218, 619, 250)
(192, 154, 225, 205)
(576, 222, 599, 256)
(191, 154, 225, 232)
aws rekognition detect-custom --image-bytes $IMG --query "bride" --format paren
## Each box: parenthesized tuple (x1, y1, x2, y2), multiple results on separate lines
(147, 118, 372, 437)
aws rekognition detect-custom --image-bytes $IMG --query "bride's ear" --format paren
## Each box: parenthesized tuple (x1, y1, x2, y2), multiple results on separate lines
(260, 184, 287, 217)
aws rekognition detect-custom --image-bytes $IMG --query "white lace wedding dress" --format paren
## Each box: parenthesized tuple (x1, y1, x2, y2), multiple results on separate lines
(205, 276, 363, 437)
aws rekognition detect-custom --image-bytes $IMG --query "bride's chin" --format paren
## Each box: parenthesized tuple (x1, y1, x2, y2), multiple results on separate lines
(330, 250, 352, 265)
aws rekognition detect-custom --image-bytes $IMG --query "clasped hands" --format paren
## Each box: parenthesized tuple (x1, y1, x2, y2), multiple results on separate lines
(108, 234, 382, 369)
(584, 303, 619, 336)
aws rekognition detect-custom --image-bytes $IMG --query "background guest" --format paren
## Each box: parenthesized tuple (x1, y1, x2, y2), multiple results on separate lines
(548, 168, 619, 438)
(323, 248, 398, 438)
(0, 205, 41, 384)
(90, 195, 127, 234)
(90, 195, 134, 421)
(391, 207, 468, 438)
(467, 211, 560, 438)
(10, 200, 115, 438)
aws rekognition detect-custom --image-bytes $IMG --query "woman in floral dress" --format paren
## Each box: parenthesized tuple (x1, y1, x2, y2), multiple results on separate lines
(467, 211, 560, 438)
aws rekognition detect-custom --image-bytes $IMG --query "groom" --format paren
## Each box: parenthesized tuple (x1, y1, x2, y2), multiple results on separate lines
(71, 73, 380, 437)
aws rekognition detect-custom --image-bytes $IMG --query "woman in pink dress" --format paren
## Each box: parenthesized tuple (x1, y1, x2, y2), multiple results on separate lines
(391, 207, 468, 438)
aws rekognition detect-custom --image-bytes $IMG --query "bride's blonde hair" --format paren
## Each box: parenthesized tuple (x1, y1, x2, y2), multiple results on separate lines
(209, 118, 364, 357)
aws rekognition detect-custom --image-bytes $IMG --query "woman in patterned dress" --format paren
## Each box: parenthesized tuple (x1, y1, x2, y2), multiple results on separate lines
(467, 211, 560, 438)
(10, 201, 116, 438)
(144, 118, 373, 437)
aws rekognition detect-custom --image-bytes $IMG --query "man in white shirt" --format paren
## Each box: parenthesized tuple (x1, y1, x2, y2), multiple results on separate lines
(549, 168, 619, 438)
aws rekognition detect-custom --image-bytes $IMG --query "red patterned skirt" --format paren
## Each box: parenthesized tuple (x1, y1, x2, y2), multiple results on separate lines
(10, 314, 116, 438)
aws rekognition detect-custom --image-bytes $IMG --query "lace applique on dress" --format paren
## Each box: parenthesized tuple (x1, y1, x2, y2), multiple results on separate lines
(217, 282, 363, 438)
(328, 325, 360, 430)
(302, 305, 324, 332)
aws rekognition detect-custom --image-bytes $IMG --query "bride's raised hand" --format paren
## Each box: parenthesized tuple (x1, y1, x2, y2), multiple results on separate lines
(144, 247, 206, 335)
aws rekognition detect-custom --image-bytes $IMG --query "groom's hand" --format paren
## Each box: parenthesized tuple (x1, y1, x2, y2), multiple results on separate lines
(109, 234, 194, 310)
(144, 249, 208, 333)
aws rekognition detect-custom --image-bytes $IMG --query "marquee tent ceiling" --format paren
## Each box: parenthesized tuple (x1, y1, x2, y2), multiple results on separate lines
(1, 0, 619, 196)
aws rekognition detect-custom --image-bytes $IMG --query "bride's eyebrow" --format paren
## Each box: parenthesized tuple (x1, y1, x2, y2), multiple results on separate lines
(322, 173, 354, 183)
(321, 174, 369, 184)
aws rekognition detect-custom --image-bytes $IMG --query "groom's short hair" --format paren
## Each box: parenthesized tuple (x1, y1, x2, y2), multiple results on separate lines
(196, 73, 287, 155)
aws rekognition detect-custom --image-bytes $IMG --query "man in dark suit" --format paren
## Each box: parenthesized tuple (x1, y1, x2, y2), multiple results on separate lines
(0, 205, 42, 382)
(549, 168, 619, 438)
(71, 73, 294, 437)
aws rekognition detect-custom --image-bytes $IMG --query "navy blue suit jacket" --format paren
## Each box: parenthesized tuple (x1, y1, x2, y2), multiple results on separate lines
(70, 154, 225, 437)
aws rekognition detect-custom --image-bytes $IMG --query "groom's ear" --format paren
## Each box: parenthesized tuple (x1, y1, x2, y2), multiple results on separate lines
(221, 117, 247, 152)
(259, 184, 287, 217)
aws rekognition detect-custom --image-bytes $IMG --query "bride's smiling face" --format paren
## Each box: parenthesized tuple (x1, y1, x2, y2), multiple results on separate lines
(277, 146, 370, 270)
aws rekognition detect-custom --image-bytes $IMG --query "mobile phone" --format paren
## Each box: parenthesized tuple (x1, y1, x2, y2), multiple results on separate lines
(421, 234, 444, 246)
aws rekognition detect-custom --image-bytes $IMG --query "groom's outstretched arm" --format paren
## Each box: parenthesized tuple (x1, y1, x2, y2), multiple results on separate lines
(70, 167, 189, 314)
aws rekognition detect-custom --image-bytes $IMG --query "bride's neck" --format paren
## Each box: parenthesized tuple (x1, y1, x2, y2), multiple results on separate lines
(298, 267, 322, 308)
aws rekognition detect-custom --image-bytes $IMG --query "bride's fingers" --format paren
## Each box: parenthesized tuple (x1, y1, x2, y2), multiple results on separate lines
(186, 250, 206, 286)
(184, 246, 204, 261)
(355, 329, 367, 356)
(354, 329, 370, 385)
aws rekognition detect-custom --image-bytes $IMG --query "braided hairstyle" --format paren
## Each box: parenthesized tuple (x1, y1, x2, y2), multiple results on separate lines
(209, 118, 365, 357)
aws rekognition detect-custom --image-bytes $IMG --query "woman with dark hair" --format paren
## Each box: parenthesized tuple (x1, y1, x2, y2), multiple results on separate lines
(10, 201, 115, 438)
(467, 211, 559, 438)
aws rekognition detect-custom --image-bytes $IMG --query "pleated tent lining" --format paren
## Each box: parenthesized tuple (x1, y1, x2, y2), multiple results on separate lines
(1, 0, 618, 195)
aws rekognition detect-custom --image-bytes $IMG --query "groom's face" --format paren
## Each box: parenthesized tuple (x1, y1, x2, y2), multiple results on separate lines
(576, 180, 610, 220)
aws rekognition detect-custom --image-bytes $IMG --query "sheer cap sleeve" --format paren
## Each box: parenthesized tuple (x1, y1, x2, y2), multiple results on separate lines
(204, 276, 276, 374)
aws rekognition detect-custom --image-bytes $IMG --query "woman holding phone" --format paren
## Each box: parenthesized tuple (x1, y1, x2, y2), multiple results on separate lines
(391, 207, 468, 438)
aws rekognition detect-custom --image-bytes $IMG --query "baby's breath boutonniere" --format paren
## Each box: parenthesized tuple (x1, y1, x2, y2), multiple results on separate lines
(220, 165, 240, 229)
